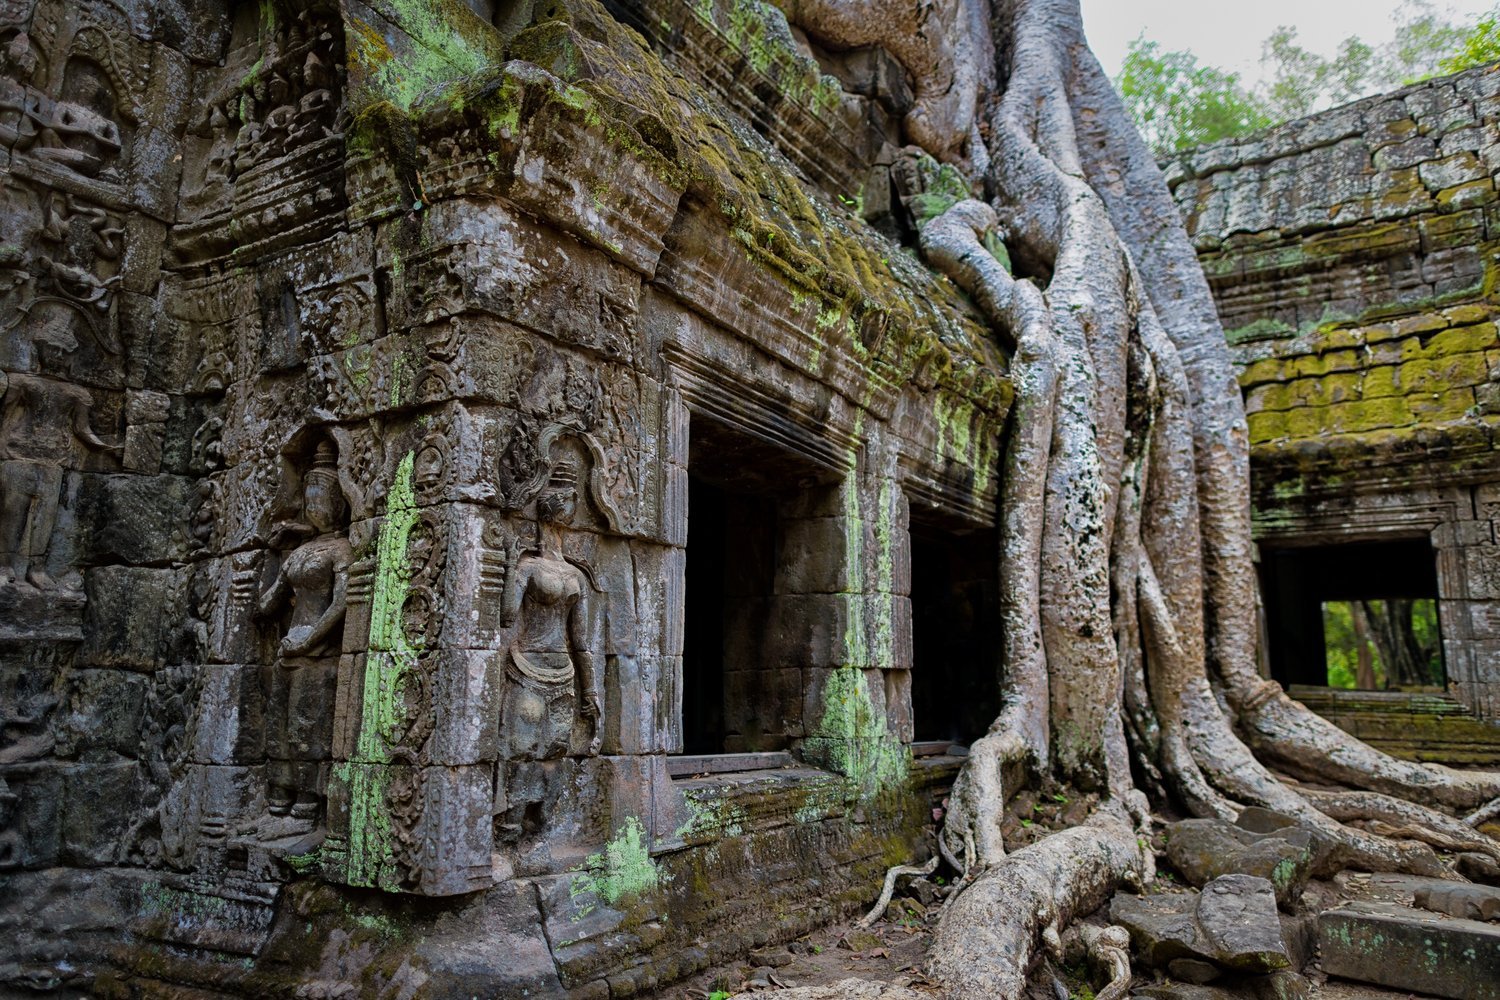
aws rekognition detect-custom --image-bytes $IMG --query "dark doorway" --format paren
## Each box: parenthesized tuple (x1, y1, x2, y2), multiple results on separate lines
(1260, 537, 1444, 690)
(682, 475, 728, 754)
(680, 415, 830, 756)
(908, 517, 1000, 745)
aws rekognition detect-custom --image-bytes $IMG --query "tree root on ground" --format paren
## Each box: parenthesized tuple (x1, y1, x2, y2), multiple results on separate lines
(856, 855, 940, 929)
(927, 808, 1146, 998)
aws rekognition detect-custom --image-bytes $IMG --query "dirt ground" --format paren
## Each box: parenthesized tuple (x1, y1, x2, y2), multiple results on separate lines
(644, 870, 1451, 1000)
(645, 898, 943, 999)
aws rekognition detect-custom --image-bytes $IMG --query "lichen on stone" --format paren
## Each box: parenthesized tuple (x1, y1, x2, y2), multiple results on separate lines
(570, 816, 666, 909)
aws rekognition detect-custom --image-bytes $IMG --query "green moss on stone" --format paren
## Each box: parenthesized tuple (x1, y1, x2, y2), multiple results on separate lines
(342, 451, 422, 889)
(571, 816, 665, 908)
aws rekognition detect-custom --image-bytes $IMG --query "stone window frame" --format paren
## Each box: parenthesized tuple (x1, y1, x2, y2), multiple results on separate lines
(661, 344, 862, 774)
(1250, 486, 1489, 714)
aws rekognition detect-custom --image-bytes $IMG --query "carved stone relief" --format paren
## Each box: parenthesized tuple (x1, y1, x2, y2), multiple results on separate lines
(1, 180, 125, 386)
(492, 430, 620, 856)
(499, 460, 603, 757)
(1, 9, 142, 188)
(251, 437, 351, 843)
(180, 3, 340, 204)
(0, 370, 118, 593)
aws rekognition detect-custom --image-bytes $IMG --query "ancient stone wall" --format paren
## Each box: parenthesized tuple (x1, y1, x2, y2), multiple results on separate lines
(0, 0, 1010, 994)
(1171, 64, 1500, 719)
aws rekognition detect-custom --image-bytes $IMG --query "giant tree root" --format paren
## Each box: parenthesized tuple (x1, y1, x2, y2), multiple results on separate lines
(1080, 924, 1134, 1000)
(774, 0, 1500, 996)
(927, 809, 1146, 998)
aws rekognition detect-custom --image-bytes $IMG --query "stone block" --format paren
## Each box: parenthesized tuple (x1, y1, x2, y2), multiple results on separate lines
(596, 755, 660, 846)
(592, 537, 641, 657)
(722, 667, 800, 749)
(873, 594, 913, 670)
(150, 0, 234, 68)
(426, 648, 502, 766)
(410, 877, 563, 996)
(776, 516, 854, 594)
(0, 578, 83, 647)
(81, 565, 189, 670)
(418, 208, 644, 363)
(1112, 875, 1290, 974)
(1459, 543, 1500, 600)
(1164, 816, 1333, 905)
(662, 465, 689, 548)
(1419, 152, 1489, 192)
(1414, 881, 1500, 921)
(205, 551, 264, 664)
(54, 669, 148, 759)
(535, 870, 648, 990)
(1467, 599, 1500, 638)
(762, 594, 858, 669)
(501, 107, 683, 281)
(1318, 901, 1500, 999)
(189, 664, 265, 765)
(61, 760, 138, 865)
(413, 764, 496, 896)
(656, 655, 683, 754)
(0, 763, 62, 870)
(603, 654, 656, 755)
(74, 473, 195, 566)
(884, 668, 913, 744)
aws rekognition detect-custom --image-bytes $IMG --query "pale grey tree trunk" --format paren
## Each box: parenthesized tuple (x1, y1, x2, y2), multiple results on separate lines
(774, 0, 1500, 994)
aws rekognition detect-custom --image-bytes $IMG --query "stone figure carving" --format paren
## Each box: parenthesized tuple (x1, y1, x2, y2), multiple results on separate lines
(1, 20, 135, 188)
(41, 194, 123, 317)
(31, 56, 127, 181)
(253, 439, 351, 840)
(229, 8, 340, 174)
(0, 371, 117, 589)
(499, 460, 602, 760)
(1, 188, 125, 375)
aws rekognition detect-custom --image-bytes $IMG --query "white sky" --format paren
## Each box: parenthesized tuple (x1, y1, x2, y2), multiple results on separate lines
(1079, 0, 1497, 87)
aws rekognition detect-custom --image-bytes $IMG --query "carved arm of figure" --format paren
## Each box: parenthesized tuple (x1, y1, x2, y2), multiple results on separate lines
(497, 532, 527, 629)
(69, 390, 120, 454)
(569, 581, 602, 756)
(255, 555, 291, 624)
(281, 544, 352, 658)
(0, 380, 21, 461)
(568, 594, 599, 720)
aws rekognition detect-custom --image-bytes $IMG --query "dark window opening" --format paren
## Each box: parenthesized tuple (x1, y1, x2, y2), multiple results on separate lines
(1260, 538, 1444, 691)
(909, 515, 1000, 746)
(681, 415, 833, 757)
(682, 475, 728, 755)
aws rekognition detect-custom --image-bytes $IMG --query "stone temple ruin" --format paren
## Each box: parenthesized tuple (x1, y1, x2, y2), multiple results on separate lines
(1167, 70, 1500, 758)
(0, 0, 1497, 997)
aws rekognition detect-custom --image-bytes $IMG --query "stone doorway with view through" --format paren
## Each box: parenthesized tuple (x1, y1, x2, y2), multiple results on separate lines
(1259, 537, 1444, 693)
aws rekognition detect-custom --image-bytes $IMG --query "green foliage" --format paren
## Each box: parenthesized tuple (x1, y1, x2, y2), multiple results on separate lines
(1322, 598, 1443, 689)
(907, 157, 974, 227)
(1441, 8, 1500, 73)
(1117, 3, 1500, 154)
(1260, 27, 1377, 122)
(1116, 35, 1271, 154)
(1384, 1, 1477, 81)
(1322, 600, 1368, 690)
